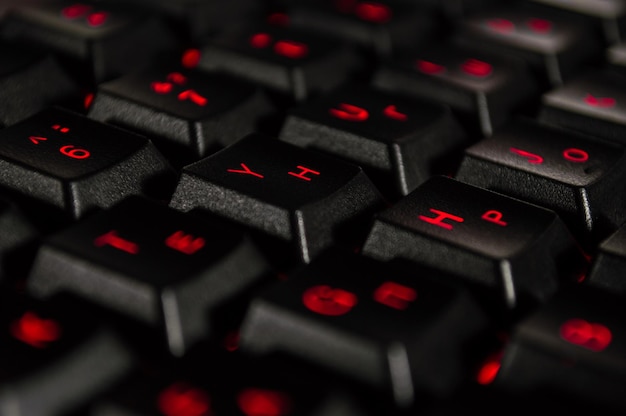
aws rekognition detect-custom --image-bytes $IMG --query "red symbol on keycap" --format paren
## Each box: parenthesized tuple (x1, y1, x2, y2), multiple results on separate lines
(303, 285, 357, 316)
(94, 230, 140, 254)
(11, 312, 61, 348)
(182, 48, 201, 69)
(584, 94, 616, 108)
(250, 33, 273, 49)
(178, 90, 208, 106)
(288, 165, 320, 181)
(476, 352, 502, 385)
(167, 72, 188, 85)
(510, 147, 544, 164)
(165, 231, 206, 255)
(563, 148, 589, 163)
(461, 59, 492, 77)
(61, 4, 108, 27)
(355, 2, 392, 23)
(487, 18, 515, 33)
(560, 318, 612, 352)
(383, 105, 408, 121)
(419, 208, 464, 230)
(151, 73, 207, 107)
(52, 125, 70, 133)
(60, 145, 91, 159)
(481, 210, 507, 226)
(527, 18, 552, 34)
(86, 11, 108, 27)
(274, 40, 308, 59)
(158, 382, 212, 416)
(416, 59, 445, 75)
(329, 103, 369, 121)
(227, 163, 264, 178)
(29, 136, 48, 144)
(151, 81, 173, 94)
(238, 388, 292, 416)
(373, 281, 417, 310)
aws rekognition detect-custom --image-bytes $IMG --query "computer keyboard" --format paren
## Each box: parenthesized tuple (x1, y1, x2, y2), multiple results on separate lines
(0, 0, 626, 415)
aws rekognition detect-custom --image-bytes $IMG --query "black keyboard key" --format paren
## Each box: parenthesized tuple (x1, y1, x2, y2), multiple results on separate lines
(169, 133, 385, 265)
(87, 66, 275, 167)
(538, 69, 626, 144)
(239, 249, 489, 408)
(453, 3, 602, 88)
(454, 118, 626, 246)
(361, 176, 585, 308)
(285, 0, 437, 57)
(1, 1, 177, 83)
(492, 286, 626, 412)
(278, 83, 468, 199)
(372, 42, 538, 136)
(198, 24, 362, 102)
(0, 108, 176, 222)
(0, 196, 39, 279)
(26, 196, 270, 356)
(0, 42, 78, 127)
(0, 293, 133, 416)
(586, 224, 626, 295)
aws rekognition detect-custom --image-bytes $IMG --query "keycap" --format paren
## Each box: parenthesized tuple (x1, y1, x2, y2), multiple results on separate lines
(453, 3, 603, 88)
(490, 286, 626, 413)
(372, 42, 538, 136)
(0, 196, 39, 279)
(0, 42, 79, 127)
(284, 0, 438, 57)
(87, 65, 276, 167)
(198, 24, 362, 102)
(608, 41, 626, 71)
(454, 118, 626, 247)
(169, 133, 385, 265)
(361, 176, 586, 309)
(1, 1, 177, 83)
(0, 292, 133, 416)
(278, 83, 468, 199)
(538, 69, 626, 144)
(26, 195, 270, 356)
(586, 223, 626, 295)
(529, 0, 626, 44)
(239, 249, 489, 408)
(0, 107, 177, 223)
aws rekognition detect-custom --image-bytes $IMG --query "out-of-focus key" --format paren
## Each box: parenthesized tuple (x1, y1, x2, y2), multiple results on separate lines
(239, 249, 489, 408)
(586, 224, 626, 296)
(26, 195, 270, 356)
(0, 196, 38, 279)
(362, 176, 586, 309)
(169, 133, 385, 266)
(455, 118, 626, 247)
(279, 83, 468, 199)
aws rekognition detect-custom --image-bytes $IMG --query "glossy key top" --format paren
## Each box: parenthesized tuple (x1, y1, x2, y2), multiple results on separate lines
(362, 176, 586, 309)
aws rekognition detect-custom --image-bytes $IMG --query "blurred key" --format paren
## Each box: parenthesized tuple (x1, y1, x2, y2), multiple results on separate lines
(0, 107, 176, 223)
(279, 83, 468, 199)
(1, 0, 177, 83)
(240, 249, 489, 408)
(169, 133, 385, 266)
(0, 196, 39, 279)
(372, 42, 538, 136)
(586, 223, 626, 295)
(88, 66, 275, 167)
(362, 176, 586, 309)
(455, 118, 626, 247)
(26, 196, 270, 356)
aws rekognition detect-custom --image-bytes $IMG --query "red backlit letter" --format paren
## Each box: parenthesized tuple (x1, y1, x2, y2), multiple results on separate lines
(563, 148, 589, 163)
(329, 103, 369, 122)
(560, 318, 612, 352)
(383, 105, 408, 121)
(584, 94, 616, 108)
(60, 145, 90, 159)
(461, 59, 492, 77)
(11, 312, 61, 348)
(158, 382, 211, 416)
(165, 231, 205, 255)
(373, 281, 417, 310)
(178, 89, 208, 106)
(238, 388, 292, 416)
(227, 163, 264, 178)
(487, 18, 515, 33)
(355, 2, 392, 23)
(303, 285, 357, 316)
(274, 40, 308, 59)
(288, 165, 320, 181)
(94, 230, 139, 254)
(416, 59, 445, 75)
(419, 208, 464, 230)
(510, 147, 544, 164)
(481, 210, 507, 226)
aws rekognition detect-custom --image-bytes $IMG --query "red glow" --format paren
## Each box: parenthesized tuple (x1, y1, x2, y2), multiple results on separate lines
(329, 103, 369, 121)
(158, 382, 211, 416)
(584, 94, 616, 108)
(267, 12, 289, 26)
(487, 18, 515, 33)
(165, 231, 205, 255)
(152, 81, 174, 94)
(527, 18, 552, 33)
(510, 147, 544, 164)
(94, 230, 139, 254)
(461, 59, 492, 77)
(223, 331, 240, 352)
(182, 49, 201, 68)
(62, 3, 92, 19)
(87, 11, 108, 27)
(227, 163, 264, 178)
(60, 145, 90, 159)
(52, 124, 70, 133)
(373, 282, 416, 310)
(419, 208, 464, 230)
(29, 136, 48, 144)
(237, 388, 291, 416)
(416, 59, 445, 75)
(303, 285, 357, 316)
(562, 148, 589, 163)
(250, 33, 272, 49)
(11, 312, 61, 348)
(560, 318, 612, 352)
(476, 354, 502, 385)
(481, 210, 507, 226)
(167, 72, 188, 85)
(355, 2, 392, 23)
(84, 92, 94, 109)
(178, 89, 208, 106)
(287, 165, 320, 181)
(383, 105, 407, 121)
(274, 40, 308, 59)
